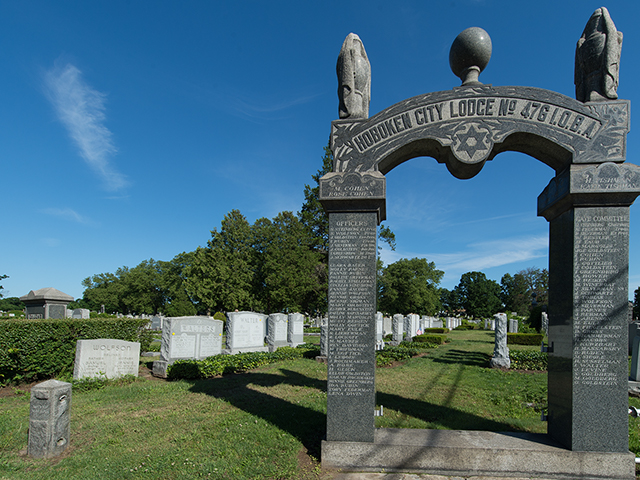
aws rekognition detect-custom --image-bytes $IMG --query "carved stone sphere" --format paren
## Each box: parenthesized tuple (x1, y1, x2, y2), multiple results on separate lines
(449, 27, 492, 84)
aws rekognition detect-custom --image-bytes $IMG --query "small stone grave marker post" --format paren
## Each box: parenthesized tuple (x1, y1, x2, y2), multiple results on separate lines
(28, 380, 71, 458)
(490, 313, 510, 369)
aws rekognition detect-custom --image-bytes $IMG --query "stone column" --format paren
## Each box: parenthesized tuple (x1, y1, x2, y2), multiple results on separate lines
(28, 380, 72, 458)
(320, 171, 385, 443)
(539, 162, 640, 452)
(490, 313, 510, 369)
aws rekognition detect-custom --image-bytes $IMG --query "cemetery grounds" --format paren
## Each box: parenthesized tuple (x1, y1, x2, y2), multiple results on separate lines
(2, 329, 640, 479)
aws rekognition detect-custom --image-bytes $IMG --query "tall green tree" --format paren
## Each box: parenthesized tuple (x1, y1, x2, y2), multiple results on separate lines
(454, 271, 502, 318)
(159, 252, 197, 317)
(520, 267, 549, 307)
(500, 272, 530, 315)
(81, 272, 125, 313)
(253, 211, 323, 313)
(184, 209, 256, 313)
(0, 274, 7, 298)
(440, 288, 461, 314)
(299, 144, 333, 255)
(378, 258, 444, 315)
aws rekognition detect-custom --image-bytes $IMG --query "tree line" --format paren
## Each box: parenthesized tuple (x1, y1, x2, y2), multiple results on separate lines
(67, 144, 559, 321)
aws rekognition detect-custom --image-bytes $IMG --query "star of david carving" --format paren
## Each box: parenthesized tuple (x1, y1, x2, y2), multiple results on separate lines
(454, 124, 489, 161)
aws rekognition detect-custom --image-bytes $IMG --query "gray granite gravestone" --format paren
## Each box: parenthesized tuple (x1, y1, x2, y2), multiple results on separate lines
(630, 335, 640, 381)
(151, 315, 164, 331)
(74, 339, 140, 379)
(20, 287, 73, 319)
(320, 317, 328, 357)
(152, 316, 223, 377)
(288, 313, 305, 347)
(224, 311, 268, 354)
(320, 16, 639, 477)
(375, 312, 383, 342)
(432, 318, 443, 328)
(383, 316, 392, 336)
(404, 314, 420, 340)
(392, 314, 404, 344)
(72, 308, 90, 319)
(541, 312, 549, 336)
(28, 380, 71, 458)
(267, 313, 289, 352)
(490, 313, 510, 369)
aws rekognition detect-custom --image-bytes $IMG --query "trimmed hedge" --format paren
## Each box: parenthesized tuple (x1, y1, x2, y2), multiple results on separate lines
(507, 333, 545, 345)
(509, 351, 547, 370)
(0, 318, 153, 384)
(423, 328, 450, 334)
(167, 344, 320, 380)
(412, 334, 448, 345)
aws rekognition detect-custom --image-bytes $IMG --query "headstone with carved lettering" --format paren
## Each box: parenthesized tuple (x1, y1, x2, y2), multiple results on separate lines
(74, 339, 140, 379)
(152, 316, 223, 377)
(392, 314, 404, 344)
(288, 313, 305, 347)
(267, 313, 289, 351)
(224, 311, 268, 354)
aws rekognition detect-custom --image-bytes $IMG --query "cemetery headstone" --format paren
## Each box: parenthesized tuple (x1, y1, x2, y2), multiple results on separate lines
(320, 317, 328, 357)
(432, 318, 443, 328)
(490, 313, 510, 369)
(267, 313, 289, 352)
(224, 311, 268, 354)
(508, 318, 518, 333)
(541, 312, 549, 336)
(392, 314, 404, 344)
(383, 316, 392, 336)
(630, 335, 640, 381)
(72, 308, 90, 319)
(28, 380, 71, 458)
(375, 312, 383, 342)
(151, 315, 164, 331)
(629, 322, 640, 354)
(74, 339, 140, 379)
(288, 313, 305, 347)
(153, 316, 223, 377)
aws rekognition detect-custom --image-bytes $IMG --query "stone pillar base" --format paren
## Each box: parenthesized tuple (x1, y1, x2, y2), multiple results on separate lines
(321, 428, 635, 479)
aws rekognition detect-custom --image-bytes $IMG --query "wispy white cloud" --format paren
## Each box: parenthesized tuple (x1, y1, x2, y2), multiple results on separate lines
(43, 63, 128, 191)
(380, 234, 548, 283)
(41, 207, 96, 226)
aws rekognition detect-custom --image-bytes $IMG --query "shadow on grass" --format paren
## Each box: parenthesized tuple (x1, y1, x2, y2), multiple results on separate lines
(431, 349, 492, 367)
(377, 390, 526, 432)
(186, 359, 529, 459)
(188, 368, 326, 458)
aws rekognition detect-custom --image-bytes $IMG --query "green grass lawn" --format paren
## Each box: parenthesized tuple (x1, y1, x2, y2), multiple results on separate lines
(0, 328, 637, 479)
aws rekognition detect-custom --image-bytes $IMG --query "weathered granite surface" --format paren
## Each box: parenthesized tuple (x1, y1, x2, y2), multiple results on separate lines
(28, 380, 71, 458)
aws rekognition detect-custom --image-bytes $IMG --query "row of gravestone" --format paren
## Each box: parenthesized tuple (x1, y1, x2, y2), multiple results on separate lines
(70, 312, 306, 381)
(152, 312, 305, 377)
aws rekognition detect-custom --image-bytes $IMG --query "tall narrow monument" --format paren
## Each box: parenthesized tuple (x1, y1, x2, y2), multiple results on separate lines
(320, 9, 639, 478)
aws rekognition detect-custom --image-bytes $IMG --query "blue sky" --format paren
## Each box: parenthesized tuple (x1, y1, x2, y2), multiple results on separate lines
(1, 0, 639, 301)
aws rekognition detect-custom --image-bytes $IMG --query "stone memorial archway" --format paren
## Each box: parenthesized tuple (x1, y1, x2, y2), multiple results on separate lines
(320, 10, 640, 479)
